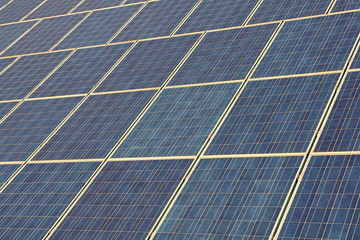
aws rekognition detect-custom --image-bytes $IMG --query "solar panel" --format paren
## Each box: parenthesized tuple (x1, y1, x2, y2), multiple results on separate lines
(2, 14, 86, 56)
(111, 0, 199, 43)
(0, 164, 20, 187)
(0, 57, 16, 72)
(253, 12, 360, 78)
(0, 21, 36, 54)
(0, 101, 17, 119)
(331, 0, 360, 12)
(50, 159, 192, 239)
(176, 0, 258, 34)
(73, 0, 124, 12)
(0, 51, 71, 101)
(54, 6, 140, 50)
(30, 43, 132, 98)
(32, 91, 156, 161)
(315, 72, 360, 152)
(206, 74, 339, 155)
(155, 156, 303, 239)
(0, 161, 100, 239)
(351, 49, 360, 69)
(248, 0, 330, 24)
(169, 24, 278, 86)
(114, 83, 241, 158)
(25, 0, 84, 20)
(95, 34, 200, 92)
(0, 97, 82, 162)
(0, 0, 43, 24)
(0, 0, 12, 8)
(124, 0, 146, 4)
(278, 155, 360, 240)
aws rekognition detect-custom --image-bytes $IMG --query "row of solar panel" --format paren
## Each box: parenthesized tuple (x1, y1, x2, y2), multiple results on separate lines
(0, 154, 358, 239)
(1, 0, 360, 57)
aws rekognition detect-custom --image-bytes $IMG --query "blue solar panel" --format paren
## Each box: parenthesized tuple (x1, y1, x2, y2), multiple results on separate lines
(351, 49, 360, 69)
(169, 24, 278, 86)
(95, 34, 200, 92)
(0, 97, 81, 162)
(2, 14, 86, 56)
(0, 101, 17, 119)
(0, 164, 20, 187)
(50, 159, 192, 240)
(176, 0, 258, 34)
(206, 74, 339, 155)
(124, 0, 146, 4)
(73, 0, 124, 12)
(114, 83, 241, 158)
(155, 156, 302, 240)
(0, 57, 16, 72)
(0, 51, 71, 101)
(33, 91, 156, 161)
(0, 0, 11, 8)
(278, 155, 360, 240)
(30, 44, 132, 98)
(248, 0, 330, 24)
(332, 0, 360, 12)
(54, 6, 140, 50)
(0, 161, 100, 239)
(253, 12, 360, 78)
(25, 0, 83, 20)
(111, 0, 199, 43)
(0, 21, 36, 54)
(316, 72, 360, 152)
(0, 0, 43, 24)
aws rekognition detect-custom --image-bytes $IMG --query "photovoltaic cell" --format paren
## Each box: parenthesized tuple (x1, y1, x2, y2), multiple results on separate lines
(25, 0, 84, 20)
(95, 34, 200, 92)
(0, 97, 81, 162)
(249, 0, 330, 24)
(351, 49, 360, 69)
(114, 83, 241, 158)
(0, 0, 43, 24)
(176, 0, 258, 34)
(0, 21, 36, 54)
(278, 155, 360, 240)
(54, 6, 140, 50)
(33, 91, 156, 161)
(332, 0, 360, 12)
(0, 164, 20, 187)
(0, 57, 16, 72)
(206, 74, 339, 155)
(253, 12, 360, 78)
(2, 14, 86, 56)
(0, 51, 71, 101)
(73, 0, 124, 12)
(111, 0, 199, 43)
(315, 72, 360, 152)
(50, 159, 192, 240)
(124, 0, 146, 4)
(0, 101, 17, 119)
(169, 24, 278, 86)
(30, 43, 132, 98)
(0, 162, 100, 240)
(155, 156, 303, 240)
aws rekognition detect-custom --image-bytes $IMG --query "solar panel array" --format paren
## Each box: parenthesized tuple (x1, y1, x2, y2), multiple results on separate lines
(0, 0, 359, 239)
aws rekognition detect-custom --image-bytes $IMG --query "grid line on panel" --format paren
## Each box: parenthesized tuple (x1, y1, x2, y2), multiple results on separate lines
(312, 151, 360, 156)
(0, 55, 19, 75)
(326, 0, 339, 14)
(242, 0, 264, 26)
(0, 0, 14, 11)
(249, 70, 344, 81)
(19, 0, 47, 21)
(170, 0, 203, 36)
(68, 0, 87, 14)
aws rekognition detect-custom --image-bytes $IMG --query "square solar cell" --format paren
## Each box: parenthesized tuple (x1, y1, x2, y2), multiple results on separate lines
(351, 49, 360, 69)
(315, 72, 360, 152)
(253, 12, 360, 78)
(95, 34, 200, 92)
(155, 156, 303, 240)
(0, 162, 100, 239)
(0, 97, 82, 162)
(0, 51, 71, 101)
(33, 91, 156, 161)
(111, 0, 199, 43)
(0, 0, 43, 24)
(30, 43, 132, 98)
(54, 5, 140, 50)
(176, 0, 258, 34)
(0, 164, 20, 187)
(124, 0, 146, 4)
(114, 83, 241, 158)
(50, 159, 192, 240)
(248, 0, 330, 24)
(0, 21, 36, 54)
(73, 0, 124, 12)
(278, 155, 360, 240)
(332, 0, 360, 12)
(25, 0, 84, 20)
(169, 24, 278, 86)
(206, 74, 339, 155)
(0, 57, 16, 72)
(0, 101, 17, 120)
(2, 13, 86, 56)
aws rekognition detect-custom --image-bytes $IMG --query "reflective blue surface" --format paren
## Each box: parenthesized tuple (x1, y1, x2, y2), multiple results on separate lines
(0, 101, 17, 119)
(0, 0, 43, 24)
(73, 0, 124, 12)
(332, 0, 360, 12)
(25, 0, 83, 20)
(351, 49, 360, 69)
(0, 57, 15, 72)
(0, 164, 20, 187)
(0, 21, 36, 54)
